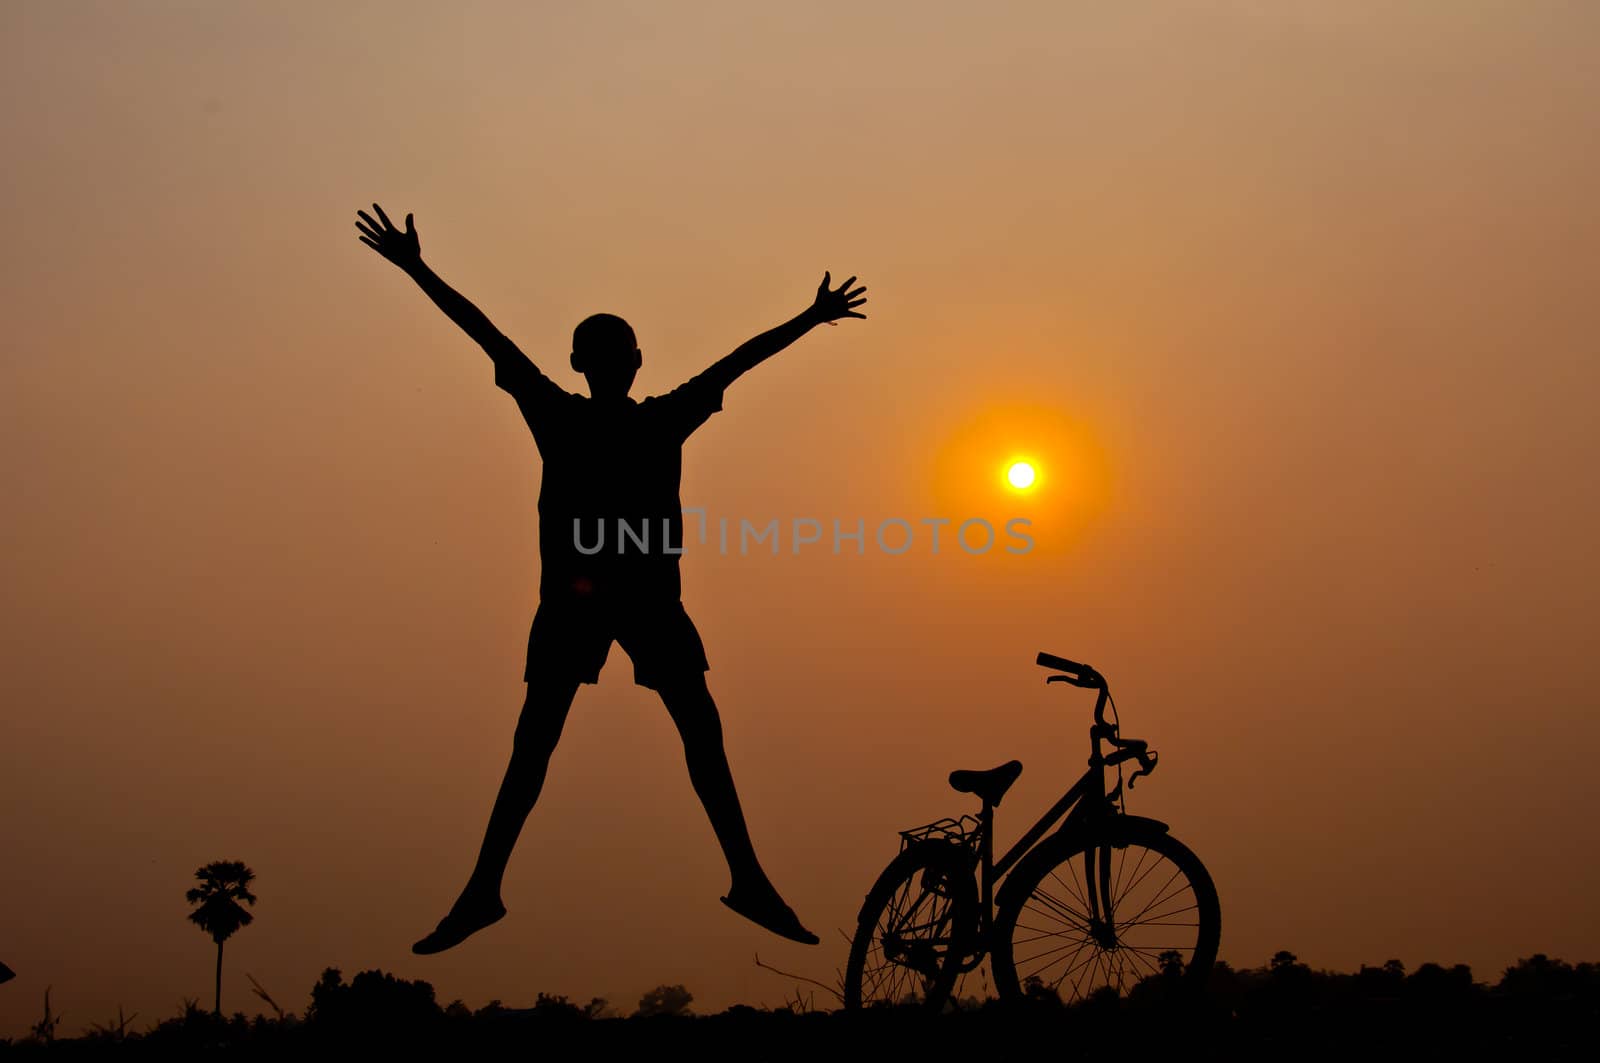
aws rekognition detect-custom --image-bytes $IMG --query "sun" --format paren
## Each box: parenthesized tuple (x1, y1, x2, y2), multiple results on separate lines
(1006, 460, 1037, 490)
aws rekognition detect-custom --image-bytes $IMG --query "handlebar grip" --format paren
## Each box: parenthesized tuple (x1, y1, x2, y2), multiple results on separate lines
(1036, 651, 1091, 675)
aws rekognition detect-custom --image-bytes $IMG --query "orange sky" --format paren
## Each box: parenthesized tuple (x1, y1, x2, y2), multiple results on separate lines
(3, 0, 1598, 1036)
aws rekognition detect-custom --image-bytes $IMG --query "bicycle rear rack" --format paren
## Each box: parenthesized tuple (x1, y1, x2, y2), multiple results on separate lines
(898, 815, 983, 858)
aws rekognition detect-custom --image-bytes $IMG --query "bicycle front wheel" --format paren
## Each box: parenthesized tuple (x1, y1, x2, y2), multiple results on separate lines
(843, 841, 978, 1010)
(992, 820, 1220, 1004)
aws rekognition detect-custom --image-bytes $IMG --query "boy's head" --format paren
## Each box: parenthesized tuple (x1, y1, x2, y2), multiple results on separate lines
(570, 313, 641, 399)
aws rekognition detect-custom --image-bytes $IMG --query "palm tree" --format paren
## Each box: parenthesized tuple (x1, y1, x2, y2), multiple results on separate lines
(185, 861, 256, 1015)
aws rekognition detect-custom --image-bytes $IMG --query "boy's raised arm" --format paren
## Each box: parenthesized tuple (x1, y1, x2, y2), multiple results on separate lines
(355, 203, 536, 373)
(698, 272, 867, 393)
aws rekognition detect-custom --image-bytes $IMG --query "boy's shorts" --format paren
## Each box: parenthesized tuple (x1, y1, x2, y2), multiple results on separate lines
(524, 597, 710, 690)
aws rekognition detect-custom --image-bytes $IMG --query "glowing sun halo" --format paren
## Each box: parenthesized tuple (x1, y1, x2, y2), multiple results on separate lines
(1007, 461, 1037, 490)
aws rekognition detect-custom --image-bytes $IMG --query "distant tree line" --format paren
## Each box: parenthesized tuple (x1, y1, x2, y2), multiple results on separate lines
(3, 952, 1594, 1057)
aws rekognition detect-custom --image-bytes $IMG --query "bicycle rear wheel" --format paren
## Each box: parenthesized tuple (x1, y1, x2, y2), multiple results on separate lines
(992, 819, 1220, 1004)
(843, 841, 978, 1010)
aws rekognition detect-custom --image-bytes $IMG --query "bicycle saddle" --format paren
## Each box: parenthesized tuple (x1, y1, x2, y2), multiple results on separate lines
(948, 760, 1023, 807)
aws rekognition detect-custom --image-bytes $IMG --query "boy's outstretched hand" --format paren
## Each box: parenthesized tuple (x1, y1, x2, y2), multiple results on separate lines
(356, 203, 421, 271)
(807, 272, 868, 325)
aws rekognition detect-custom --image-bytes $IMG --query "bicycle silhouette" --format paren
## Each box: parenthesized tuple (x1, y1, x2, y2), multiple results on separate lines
(844, 653, 1221, 1009)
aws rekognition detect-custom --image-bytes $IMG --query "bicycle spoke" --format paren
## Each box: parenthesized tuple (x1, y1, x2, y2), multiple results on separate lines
(1112, 948, 1132, 995)
(879, 957, 917, 1002)
(1121, 944, 1162, 982)
(1112, 842, 1152, 910)
(1013, 932, 1093, 972)
(1018, 921, 1092, 961)
(1048, 861, 1092, 913)
(1120, 902, 1196, 934)
(1012, 926, 1090, 947)
(1119, 909, 1200, 932)
(1023, 884, 1091, 928)
(860, 951, 899, 998)
(1019, 938, 1094, 998)
(1016, 914, 1092, 949)
(1101, 948, 1123, 999)
(1121, 889, 1200, 921)
(1117, 866, 1188, 927)
(1063, 943, 1105, 1000)
(1121, 942, 1187, 968)
(1017, 904, 1091, 940)
(1116, 845, 1174, 902)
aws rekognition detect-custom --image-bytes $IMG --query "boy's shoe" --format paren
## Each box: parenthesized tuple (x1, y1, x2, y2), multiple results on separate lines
(411, 899, 507, 955)
(720, 890, 820, 946)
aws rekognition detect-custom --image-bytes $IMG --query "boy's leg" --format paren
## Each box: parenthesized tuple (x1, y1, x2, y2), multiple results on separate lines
(654, 672, 764, 885)
(654, 672, 818, 945)
(412, 673, 582, 955)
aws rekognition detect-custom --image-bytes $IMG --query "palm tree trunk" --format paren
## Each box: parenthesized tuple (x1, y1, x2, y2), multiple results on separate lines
(214, 940, 224, 1015)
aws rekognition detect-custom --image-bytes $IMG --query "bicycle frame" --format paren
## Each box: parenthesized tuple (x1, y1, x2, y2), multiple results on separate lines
(965, 679, 1155, 958)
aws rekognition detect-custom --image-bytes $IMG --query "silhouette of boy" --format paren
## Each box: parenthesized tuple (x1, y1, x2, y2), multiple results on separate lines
(356, 204, 866, 951)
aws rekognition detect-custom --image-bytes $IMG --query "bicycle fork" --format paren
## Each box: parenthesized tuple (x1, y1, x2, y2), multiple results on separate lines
(1082, 843, 1119, 948)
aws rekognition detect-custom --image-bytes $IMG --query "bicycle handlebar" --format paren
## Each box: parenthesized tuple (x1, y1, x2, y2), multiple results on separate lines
(1038, 649, 1159, 788)
(1037, 651, 1103, 688)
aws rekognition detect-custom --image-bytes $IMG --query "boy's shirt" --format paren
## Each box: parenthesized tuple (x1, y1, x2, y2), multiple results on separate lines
(494, 354, 724, 604)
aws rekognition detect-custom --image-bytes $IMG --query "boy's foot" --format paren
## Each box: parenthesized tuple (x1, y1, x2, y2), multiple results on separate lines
(720, 886, 819, 946)
(411, 897, 507, 955)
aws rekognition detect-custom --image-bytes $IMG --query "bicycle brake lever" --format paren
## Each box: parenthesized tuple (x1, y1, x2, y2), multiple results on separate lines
(1046, 673, 1103, 689)
(1127, 750, 1158, 789)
